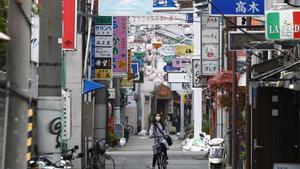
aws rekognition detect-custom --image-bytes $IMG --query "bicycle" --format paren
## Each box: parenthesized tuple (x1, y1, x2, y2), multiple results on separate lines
(153, 137, 168, 169)
(86, 139, 115, 169)
(124, 116, 134, 134)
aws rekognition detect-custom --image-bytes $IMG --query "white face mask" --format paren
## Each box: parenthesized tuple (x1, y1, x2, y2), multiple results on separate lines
(155, 116, 161, 121)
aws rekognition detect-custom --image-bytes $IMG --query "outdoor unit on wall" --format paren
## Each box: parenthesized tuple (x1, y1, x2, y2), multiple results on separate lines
(193, 0, 209, 15)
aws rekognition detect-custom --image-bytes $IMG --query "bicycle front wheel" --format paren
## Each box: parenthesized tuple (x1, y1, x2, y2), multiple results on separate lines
(161, 152, 168, 169)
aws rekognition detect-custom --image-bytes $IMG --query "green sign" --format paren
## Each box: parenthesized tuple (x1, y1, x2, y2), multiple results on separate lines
(95, 16, 112, 25)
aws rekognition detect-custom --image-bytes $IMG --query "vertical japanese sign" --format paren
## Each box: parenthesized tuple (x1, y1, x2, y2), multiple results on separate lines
(192, 59, 203, 88)
(210, 0, 265, 16)
(62, 0, 77, 50)
(113, 16, 128, 77)
(92, 16, 113, 80)
(31, 0, 40, 63)
(201, 15, 220, 76)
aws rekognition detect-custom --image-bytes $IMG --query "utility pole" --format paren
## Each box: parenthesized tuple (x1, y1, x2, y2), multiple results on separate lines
(5, 0, 31, 168)
(179, 92, 185, 139)
(232, 51, 238, 169)
(113, 78, 121, 124)
(94, 86, 108, 140)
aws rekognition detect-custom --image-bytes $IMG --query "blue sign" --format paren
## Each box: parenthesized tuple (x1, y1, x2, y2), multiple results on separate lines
(186, 13, 193, 23)
(153, 0, 176, 8)
(210, 0, 265, 16)
(131, 63, 139, 79)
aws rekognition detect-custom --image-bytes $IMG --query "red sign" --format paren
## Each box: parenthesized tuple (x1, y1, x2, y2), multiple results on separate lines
(294, 12, 300, 39)
(62, 0, 77, 50)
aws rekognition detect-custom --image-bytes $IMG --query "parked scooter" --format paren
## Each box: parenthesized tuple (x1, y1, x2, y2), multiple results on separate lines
(200, 133, 226, 169)
(28, 145, 83, 169)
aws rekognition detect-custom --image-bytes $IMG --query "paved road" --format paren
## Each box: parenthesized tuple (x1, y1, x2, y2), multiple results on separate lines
(106, 135, 209, 169)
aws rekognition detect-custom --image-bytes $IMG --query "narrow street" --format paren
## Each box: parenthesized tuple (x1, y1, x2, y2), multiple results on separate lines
(107, 135, 208, 169)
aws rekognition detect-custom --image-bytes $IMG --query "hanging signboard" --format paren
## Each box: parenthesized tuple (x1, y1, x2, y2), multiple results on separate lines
(210, 0, 265, 16)
(192, 59, 204, 88)
(202, 28, 219, 43)
(175, 45, 194, 56)
(93, 57, 113, 79)
(61, 89, 71, 140)
(266, 10, 300, 40)
(99, 0, 153, 16)
(113, 16, 128, 77)
(202, 44, 219, 59)
(201, 15, 220, 76)
(131, 63, 139, 81)
(167, 72, 190, 83)
(202, 60, 219, 76)
(62, 0, 77, 50)
(31, 16, 39, 63)
(153, 0, 177, 9)
(129, 13, 193, 25)
(158, 45, 176, 56)
(202, 15, 219, 28)
(92, 16, 113, 80)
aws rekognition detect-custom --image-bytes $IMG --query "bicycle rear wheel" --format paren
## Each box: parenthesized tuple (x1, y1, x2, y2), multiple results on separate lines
(101, 154, 115, 169)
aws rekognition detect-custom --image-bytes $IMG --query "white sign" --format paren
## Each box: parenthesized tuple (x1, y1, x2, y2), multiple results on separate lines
(202, 28, 219, 43)
(99, 0, 153, 16)
(129, 14, 190, 25)
(95, 36, 113, 47)
(31, 16, 39, 63)
(192, 59, 203, 88)
(94, 47, 113, 58)
(202, 60, 219, 76)
(95, 25, 113, 36)
(61, 90, 71, 140)
(202, 15, 219, 28)
(202, 44, 219, 59)
(168, 72, 190, 83)
(131, 43, 146, 52)
(108, 88, 115, 99)
(273, 163, 300, 169)
(158, 45, 176, 56)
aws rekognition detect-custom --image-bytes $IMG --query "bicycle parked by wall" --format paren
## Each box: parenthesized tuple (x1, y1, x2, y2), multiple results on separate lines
(86, 139, 115, 169)
(124, 116, 134, 134)
(28, 145, 83, 169)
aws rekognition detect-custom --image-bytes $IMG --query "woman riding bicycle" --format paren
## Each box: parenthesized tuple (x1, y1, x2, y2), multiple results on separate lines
(149, 112, 169, 169)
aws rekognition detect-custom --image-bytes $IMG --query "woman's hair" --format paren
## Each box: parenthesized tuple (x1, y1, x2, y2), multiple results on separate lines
(152, 112, 165, 129)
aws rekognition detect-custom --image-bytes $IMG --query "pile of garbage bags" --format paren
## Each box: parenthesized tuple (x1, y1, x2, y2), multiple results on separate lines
(181, 133, 210, 152)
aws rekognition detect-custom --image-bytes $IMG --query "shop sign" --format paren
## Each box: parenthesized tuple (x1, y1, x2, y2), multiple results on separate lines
(266, 10, 300, 40)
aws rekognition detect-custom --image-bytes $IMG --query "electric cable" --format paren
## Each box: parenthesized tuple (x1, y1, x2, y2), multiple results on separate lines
(208, 0, 292, 57)
(284, 0, 300, 7)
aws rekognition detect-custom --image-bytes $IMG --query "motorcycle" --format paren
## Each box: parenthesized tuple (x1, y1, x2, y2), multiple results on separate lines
(200, 133, 226, 169)
(28, 145, 83, 169)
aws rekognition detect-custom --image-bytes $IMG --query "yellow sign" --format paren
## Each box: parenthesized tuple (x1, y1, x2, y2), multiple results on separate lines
(95, 69, 112, 79)
(175, 45, 194, 56)
(121, 78, 134, 87)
